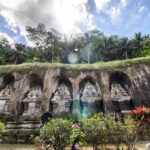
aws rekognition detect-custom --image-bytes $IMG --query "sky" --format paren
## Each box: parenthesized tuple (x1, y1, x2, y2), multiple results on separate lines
(0, 0, 150, 45)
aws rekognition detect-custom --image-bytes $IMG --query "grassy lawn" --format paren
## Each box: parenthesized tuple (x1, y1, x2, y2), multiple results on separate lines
(0, 56, 150, 76)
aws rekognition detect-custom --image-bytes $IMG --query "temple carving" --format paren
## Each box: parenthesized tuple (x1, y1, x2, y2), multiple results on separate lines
(0, 64, 149, 143)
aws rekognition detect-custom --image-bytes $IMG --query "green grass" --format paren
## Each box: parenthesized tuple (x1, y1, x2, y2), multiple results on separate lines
(0, 56, 150, 76)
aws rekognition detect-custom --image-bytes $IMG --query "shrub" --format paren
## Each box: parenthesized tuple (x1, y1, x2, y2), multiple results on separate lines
(70, 125, 86, 146)
(80, 114, 107, 150)
(143, 49, 150, 56)
(104, 115, 124, 150)
(121, 117, 137, 150)
(40, 118, 72, 150)
(130, 105, 150, 140)
(106, 116, 137, 150)
(131, 106, 150, 130)
(0, 122, 5, 134)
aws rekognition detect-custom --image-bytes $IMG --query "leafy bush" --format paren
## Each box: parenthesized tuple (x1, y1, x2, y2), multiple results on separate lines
(143, 49, 150, 56)
(121, 117, 137, 150)
(40, 118, 72, 150)
(80, 114, 108, 150)
(38, 111, 148, 149)
(131, 106, 150, 130)
(130, 105, 150, 140)
(106, 116, 137, 150)
(0, 122, 5, 134)
(70, 125, 86, 146)
(80, 115, 138, 150)
(103, 115, 124, 150)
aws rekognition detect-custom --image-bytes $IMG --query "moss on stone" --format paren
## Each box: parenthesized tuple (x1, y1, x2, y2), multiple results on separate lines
(0, 56, 150, 76)
(0, 114, 16, 123)
(19, 116, 40, 122)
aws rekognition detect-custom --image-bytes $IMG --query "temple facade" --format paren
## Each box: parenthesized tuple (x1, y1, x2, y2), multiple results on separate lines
(0, 64, 149, 143)
(0, 64, 149, 118)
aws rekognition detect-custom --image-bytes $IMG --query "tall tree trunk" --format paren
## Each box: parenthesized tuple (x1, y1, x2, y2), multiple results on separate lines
(14, 57, 18, 64)
(125, 50, 128, 59)
(140, 47, 143, 57)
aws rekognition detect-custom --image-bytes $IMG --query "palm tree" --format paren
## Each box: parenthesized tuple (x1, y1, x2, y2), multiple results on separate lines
(10, 43, 26, 64)
(134, 32, 143, 57)
(120, 37, 129, 59)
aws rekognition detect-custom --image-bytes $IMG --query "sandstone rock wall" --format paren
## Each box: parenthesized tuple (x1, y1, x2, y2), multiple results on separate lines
(0, 64, 149, 118)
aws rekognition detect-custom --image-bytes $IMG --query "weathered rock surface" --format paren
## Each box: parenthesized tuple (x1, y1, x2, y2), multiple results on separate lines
(0, 64, 149, 118)
(0, 61, 150, 143)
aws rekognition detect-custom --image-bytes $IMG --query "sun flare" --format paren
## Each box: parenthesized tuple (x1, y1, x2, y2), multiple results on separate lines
(53, 0, 87, 35)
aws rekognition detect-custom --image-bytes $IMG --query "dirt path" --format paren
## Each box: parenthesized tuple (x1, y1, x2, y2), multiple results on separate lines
(0, 144, 36, 150)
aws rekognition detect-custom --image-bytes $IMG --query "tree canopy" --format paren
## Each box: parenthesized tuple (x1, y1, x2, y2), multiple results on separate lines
(0, 23, 150, 65)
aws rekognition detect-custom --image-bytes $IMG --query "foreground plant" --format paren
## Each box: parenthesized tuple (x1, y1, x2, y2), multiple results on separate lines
(0, 122, 5, 134)
(122, 117, 137, 150)
(70, 126, 86, 147)
(131, 105, 150, 133)
(40, 118, 72, 150)
(103, 115, 124, 150)
(80, 114, 108, 150)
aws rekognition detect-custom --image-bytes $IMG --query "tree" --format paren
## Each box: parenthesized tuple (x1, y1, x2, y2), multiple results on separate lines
(141, 35, 150, 56)
(88, 30, 106, 62)
(10, 43, 26, 64)
(120, 37, 129, 59)
(0, 36, 13, 64)
(26, 23, 62, 63)
(24, 46, 37, 62)
(26, 23, 47, 48)
(133, 32, 143, 57)
(103, 36, 122, 61)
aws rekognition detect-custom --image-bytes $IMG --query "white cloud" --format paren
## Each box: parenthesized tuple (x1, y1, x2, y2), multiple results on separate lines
(94, 0, 121, 22)
(137, 2, 146, 14)
(94, 0, 111, 10)
(53, 0, 89, 35)
(0, 32, 14, 44)
(85, 14, 96, 30)
(120, 0, 127, 7)
(138, 5, 145, 13)
(0, 32, 15, 48)
(0, 0, 94, 42)
(110, 7, 121, 20)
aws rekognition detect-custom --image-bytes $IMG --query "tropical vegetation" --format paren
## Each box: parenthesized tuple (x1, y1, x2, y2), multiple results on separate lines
(0, 23, 150, 65)
(0, 122, 5, 134)
(37, 106, 150, 150)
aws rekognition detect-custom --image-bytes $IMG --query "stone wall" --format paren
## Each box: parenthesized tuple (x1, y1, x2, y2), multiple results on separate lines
(0, 63, 149, 143)
(0, 64, 149, 119)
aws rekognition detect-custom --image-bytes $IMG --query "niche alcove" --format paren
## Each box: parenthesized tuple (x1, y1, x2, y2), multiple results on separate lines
(110, 71, 133, 113)
(79, 76, 102, 116)
(0, 74, 15, 113)
(21, 74, 43, 116)
(49, 76, 73, 116)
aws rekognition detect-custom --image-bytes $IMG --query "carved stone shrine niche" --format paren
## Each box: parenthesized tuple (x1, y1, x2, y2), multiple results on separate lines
(22, 75, 43, 116)
(110, 72, 133, 113)
(50, 77, 72, 115)
(79, 77, 102, 116)
(0, 74, 15, 114)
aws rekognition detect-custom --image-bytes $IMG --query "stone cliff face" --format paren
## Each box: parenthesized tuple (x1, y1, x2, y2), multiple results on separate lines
(0, 64, 150, 119)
